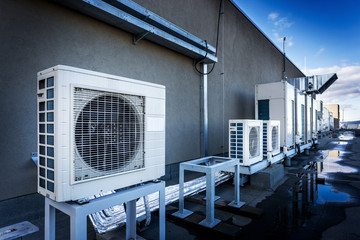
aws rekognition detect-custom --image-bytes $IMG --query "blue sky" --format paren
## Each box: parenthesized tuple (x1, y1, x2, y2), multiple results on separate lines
(233, 0, 360, 121)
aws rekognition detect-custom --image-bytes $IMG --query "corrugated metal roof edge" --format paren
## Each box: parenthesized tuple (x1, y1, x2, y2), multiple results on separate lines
(228, 0, 305, 78)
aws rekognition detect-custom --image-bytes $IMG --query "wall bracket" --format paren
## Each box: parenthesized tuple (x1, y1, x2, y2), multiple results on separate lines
(133, 31, 150, 45)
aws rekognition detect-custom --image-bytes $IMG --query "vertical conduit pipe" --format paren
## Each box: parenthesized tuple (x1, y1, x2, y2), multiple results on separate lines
(221, 1, 225, 155)
(201, 64, 208, 157)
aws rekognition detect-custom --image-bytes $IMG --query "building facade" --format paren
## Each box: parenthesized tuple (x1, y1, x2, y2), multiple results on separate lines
(0, 0, 304, 202)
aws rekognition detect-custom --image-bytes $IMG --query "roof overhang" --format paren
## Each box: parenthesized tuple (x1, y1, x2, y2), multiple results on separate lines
(287, 73, 338, 94)
(53, 0, 217, 63)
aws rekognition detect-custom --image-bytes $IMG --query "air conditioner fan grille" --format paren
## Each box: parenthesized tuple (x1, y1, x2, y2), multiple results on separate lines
(73, 88, 144, 182)
(272, 126, 279, 150)
(249, 126, 260, 158)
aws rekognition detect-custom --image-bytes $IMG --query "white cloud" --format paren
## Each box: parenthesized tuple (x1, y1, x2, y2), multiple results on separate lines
(268, 12, 279, 21)
(287, 36, 294, 47)
(268, 12, 294, 31)
(307, 65, 360, 120)
(273, 17, 294, 30)
(315, 47, 325, 56)
(268, 12, 294, 47)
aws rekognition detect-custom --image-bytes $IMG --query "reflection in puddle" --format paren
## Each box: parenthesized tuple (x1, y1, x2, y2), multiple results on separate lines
(277, 163, 318, 230)
(318, 150, 357, 176)
(277, 161, 351, 231)
(331, 141, 348, 145)
(276, 142, 357, 233)
(338, 132, 355, 141)
(328, 150, 340, 157)
(316, 185, 349, 204)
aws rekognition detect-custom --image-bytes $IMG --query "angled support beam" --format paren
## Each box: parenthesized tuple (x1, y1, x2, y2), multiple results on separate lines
(133, 31, 150, 44)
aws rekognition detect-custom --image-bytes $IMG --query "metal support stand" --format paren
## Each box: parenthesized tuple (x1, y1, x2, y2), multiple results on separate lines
(45, 181, 165, 240)
(172, 156, 245, 228)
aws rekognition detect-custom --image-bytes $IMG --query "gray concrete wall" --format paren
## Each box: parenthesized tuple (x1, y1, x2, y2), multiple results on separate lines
(0, 0, 304, 201)
(136, 0, 304, 154)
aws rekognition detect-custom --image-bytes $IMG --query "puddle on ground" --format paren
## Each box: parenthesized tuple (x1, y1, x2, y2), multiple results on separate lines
(275, 136, 357, 233)
(331, 141, 348, 145)
(330, 132, 355, 145)
(277, 161, 352, 230)
(338, 132, 355, 141)
(316, 185, 349, 204)
(318, 150, 357, 176)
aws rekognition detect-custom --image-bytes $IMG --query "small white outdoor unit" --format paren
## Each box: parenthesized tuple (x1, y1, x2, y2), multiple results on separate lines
(322, 107, 331, 131)
(262, 120, 281, 158)
(37, 65, 166, 202)
(296, 90, 305, 144)
(313, 99, 318, 135)
(317, 99, 323, 132)
(305, 94, 312, 143)
(255, 81, 295, 149)
(229, 120, 263, 166)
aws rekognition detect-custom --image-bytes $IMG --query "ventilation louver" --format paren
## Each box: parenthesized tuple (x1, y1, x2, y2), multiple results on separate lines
(272, 126, 279, 150)
(37, 65, 165, 202)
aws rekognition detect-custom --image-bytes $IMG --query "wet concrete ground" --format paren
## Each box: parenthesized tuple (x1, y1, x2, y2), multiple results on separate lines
(1, 131, 359, 239)
(136, 131, 360, 240)
(237, 132, 360, 240)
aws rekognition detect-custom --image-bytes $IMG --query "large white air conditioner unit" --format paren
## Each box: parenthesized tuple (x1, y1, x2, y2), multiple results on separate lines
(37, 65, 166, 202)
(296, 90, 305, 145)
(262, 120, 281, 158)
(317, 100, 323, 132)
(229, 120, 263, 166)
(255, 81, 295, 150)
(313, 98, 318, 136)
(305, 94, 312, 143)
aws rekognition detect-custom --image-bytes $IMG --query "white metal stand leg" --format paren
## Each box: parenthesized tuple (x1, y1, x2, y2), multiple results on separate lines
(45, 199, 55, 240)
(199, 171, 220, 228)
(159, 186, 166, 240)
(228, 164, 245, 208)
(44, 181, 165, 240)
(172, 165, 193, 219)
(126, 200, 137, 240)
(71, 212, 86, 240)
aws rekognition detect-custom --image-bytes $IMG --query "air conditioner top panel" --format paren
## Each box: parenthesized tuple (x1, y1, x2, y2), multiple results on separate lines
(38, 65, 165, 90)
(229, 119, 262, 123)
(296, 91, 305, 104)
(256, 81, 295, 100)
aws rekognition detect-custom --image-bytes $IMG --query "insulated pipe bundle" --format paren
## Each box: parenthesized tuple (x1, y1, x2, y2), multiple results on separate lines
(88, 172, 232, 234)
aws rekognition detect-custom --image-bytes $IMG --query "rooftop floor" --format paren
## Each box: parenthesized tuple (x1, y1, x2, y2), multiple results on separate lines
(1, 130, 359, 239)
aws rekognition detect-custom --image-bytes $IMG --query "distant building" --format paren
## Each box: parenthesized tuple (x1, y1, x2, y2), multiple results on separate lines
(341, 121, 360, 129)
(347, 123, 360, 129)
(324, 104, 340, 129)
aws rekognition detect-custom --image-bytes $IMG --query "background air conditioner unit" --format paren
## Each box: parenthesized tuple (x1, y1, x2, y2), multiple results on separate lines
(296, 89, 305, 145)
(229, 120, 263, 166)
(255, 81, 295, 150)
(262, 120, 281, 158)
(305, 94, 312, 143)
(37, 65, 166, 202)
